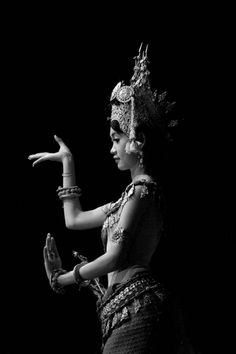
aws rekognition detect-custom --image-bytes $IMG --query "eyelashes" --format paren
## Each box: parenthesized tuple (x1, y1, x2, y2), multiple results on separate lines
(111, 138, 120, 144)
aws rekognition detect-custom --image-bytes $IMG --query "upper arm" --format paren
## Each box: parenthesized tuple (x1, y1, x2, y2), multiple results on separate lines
(67, 203, 111, 230)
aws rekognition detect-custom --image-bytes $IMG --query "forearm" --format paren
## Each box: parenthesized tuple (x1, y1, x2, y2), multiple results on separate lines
(57, 253, 117, 287)
(61, 154, 83, 227)
(62, 153, 76, 187)
(57, 270, 75, 286)
(79, 253, 118, 279)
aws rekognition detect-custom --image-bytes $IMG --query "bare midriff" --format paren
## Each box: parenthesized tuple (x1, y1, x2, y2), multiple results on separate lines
(108, 264, 150, 287)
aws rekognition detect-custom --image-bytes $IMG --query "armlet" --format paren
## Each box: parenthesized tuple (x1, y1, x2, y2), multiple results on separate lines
(133, 180, 158, 199)
(101, 202, 112, 215)
(111, 226, 131, 244)
(125, 180, 158, 201)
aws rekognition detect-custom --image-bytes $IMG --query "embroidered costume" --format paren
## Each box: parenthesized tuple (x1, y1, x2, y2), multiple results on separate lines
(97, 271, 169, 353)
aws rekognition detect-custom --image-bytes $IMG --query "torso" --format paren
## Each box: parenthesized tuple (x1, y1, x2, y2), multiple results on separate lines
(101, 177, 163, 287)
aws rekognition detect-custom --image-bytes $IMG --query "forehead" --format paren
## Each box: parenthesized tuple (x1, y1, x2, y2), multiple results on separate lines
(109, 128, 129, 145)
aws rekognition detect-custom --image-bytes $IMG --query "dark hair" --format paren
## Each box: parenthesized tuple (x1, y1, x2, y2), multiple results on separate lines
(110, 119, 123, 134)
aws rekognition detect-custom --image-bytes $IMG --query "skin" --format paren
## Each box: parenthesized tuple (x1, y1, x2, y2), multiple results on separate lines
(43, 233, 63, 280)
(28, 135, 72, 167)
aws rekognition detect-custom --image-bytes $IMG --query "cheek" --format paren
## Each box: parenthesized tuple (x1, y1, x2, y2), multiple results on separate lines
(131, 154, 140, 165)
(118, 143, 127, 157)
(124, 152, 139, 166)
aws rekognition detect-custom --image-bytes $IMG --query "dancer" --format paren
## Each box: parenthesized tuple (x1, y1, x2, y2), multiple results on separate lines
(28, 44, 192, 353)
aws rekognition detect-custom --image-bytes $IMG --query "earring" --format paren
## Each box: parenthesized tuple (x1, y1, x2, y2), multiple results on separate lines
(139, 151, 144, 168)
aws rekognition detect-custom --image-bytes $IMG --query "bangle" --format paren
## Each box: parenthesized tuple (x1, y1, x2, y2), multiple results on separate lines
(73, 262, 91, 289)
(56, 186, 82, 200)
(50, 268, 67, 294)
(57, 186, 82, 193)
(59, 193, 80, 200)
(62, 173, 73, 177)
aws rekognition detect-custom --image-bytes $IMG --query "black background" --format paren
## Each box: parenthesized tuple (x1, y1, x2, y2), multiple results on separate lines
(3, 4, 234, 354)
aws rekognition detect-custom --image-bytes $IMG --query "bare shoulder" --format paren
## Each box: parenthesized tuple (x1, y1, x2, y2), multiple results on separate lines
(124, 176, 158, 201)
(133, 174, 154, 184)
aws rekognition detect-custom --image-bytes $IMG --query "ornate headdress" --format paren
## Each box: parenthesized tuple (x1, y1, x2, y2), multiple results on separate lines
(109, 43, 178, 154)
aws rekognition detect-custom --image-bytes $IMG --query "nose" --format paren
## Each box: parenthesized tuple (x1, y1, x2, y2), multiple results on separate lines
(110, 144, 116, 155)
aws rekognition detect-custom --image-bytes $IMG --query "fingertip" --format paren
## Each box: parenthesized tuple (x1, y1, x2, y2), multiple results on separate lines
(32, 161, 39, 167)
(54, 134, 61, 141)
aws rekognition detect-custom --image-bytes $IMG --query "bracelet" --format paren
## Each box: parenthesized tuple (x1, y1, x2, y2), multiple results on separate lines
(57, 186, 82, 193)
(56, 186, 82, 200)
(73, 262, 91, 289)
(59, 193, 80, 200)
(50, 268, 67, 294)
(62, 172, 73, 177)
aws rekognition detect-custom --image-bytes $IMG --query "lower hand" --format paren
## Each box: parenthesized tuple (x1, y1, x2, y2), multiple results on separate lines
(43, 233, 62, 281)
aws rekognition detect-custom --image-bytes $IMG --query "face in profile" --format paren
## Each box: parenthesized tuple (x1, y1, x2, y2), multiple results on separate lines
(110, 128, 139, 171)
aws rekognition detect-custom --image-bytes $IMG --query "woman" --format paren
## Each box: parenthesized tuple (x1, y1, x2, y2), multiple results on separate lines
(28, 44, 191, 353)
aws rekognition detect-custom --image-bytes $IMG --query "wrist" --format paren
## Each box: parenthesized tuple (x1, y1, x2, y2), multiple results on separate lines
(62, 152, 73, 162)
(73, 262, 91, 289)
(50, 268, 67, 294)
(62, 153, 75, 179)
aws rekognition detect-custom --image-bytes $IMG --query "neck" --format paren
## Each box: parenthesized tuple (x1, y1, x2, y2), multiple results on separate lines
(130, 165, 147, 182)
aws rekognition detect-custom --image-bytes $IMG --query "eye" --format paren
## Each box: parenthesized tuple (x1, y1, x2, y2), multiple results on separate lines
(111, 138, 119, 144)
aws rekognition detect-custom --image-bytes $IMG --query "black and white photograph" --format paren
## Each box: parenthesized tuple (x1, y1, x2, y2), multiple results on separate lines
(3, 5, 234, 353)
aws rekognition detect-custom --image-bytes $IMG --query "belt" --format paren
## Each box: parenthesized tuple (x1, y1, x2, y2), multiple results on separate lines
(97, 271, 166, 343)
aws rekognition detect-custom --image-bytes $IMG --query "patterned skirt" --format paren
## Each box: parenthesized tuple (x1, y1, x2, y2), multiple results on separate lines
(96, 271, 179, 354)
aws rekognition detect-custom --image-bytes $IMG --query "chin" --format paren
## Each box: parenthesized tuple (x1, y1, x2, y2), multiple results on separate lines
(117, 164, 129, 171)
(117, 165, 124, 171)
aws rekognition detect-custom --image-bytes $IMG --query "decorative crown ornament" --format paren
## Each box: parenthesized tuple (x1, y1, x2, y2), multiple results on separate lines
(109, 43, 177, 154)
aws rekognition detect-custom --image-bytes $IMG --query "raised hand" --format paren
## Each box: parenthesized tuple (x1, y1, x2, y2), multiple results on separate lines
(28, 135, 72, 167)
(43, 233, 62, 281)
